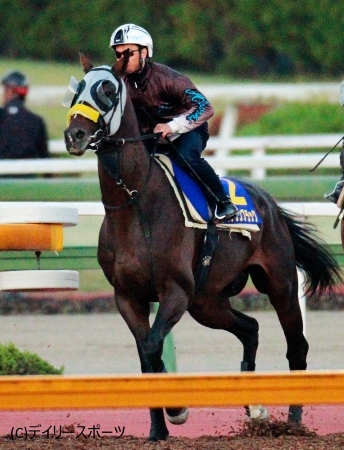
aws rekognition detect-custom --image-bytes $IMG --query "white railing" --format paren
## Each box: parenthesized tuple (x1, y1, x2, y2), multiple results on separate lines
(204, 133, 343, 178)
(3, 133, 340, 178)
(0, 201, 335, 217)
(24, 83, 342, 105)
(0, 201, 340, 337)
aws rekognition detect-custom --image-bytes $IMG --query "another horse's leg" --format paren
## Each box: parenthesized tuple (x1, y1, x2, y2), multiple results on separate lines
(116, 289, 188, 441)
(251, 266, 309, 424)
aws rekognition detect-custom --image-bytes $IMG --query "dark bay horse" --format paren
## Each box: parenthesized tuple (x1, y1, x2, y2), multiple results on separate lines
(64, 55, 342, 441)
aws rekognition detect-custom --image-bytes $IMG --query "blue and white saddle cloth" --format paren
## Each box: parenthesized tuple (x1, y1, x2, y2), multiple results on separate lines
(155, 154, 262, 237)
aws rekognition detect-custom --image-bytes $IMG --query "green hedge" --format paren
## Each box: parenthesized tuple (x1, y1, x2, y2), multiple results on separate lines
(0, 343, 63, 375)
(1, 0, 343, 77)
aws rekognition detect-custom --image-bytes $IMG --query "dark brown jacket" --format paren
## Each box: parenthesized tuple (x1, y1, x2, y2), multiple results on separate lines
(125, 62, 214, 134)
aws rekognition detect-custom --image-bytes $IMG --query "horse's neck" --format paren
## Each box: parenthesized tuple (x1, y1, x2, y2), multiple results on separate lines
(98, 98, 153, 206)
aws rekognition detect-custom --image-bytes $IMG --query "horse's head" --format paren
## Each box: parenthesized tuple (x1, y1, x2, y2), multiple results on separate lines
(63, 53, 127, 156)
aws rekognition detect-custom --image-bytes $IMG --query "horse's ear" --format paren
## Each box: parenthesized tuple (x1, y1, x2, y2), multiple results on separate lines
(79, 51, 93, 73)
(112, 50, 130, 77)
(111, 61, 122, 77)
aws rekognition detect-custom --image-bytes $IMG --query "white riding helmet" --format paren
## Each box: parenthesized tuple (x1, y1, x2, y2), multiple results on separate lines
(109, 24, 153, 58)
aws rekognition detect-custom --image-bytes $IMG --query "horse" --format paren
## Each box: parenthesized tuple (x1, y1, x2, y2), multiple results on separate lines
(64, 53, 342, 441)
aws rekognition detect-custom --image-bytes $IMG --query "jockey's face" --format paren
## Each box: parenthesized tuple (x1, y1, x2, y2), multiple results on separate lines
(113, 44, 147, 74)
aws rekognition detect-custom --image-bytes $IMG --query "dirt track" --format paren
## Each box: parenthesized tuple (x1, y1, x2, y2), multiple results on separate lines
(0, 310, 343, 448)
(0, 310, 342, 374)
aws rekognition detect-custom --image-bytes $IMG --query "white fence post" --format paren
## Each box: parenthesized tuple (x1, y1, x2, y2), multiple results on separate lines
(251, 145, 266, 180)
(215, 105, 238, 176)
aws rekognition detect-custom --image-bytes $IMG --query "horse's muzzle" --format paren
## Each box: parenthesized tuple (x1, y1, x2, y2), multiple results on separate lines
(64, 128, 90, 156)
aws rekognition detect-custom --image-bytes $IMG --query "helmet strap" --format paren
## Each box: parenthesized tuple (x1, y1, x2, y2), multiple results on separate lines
(138, 46, 147, 71)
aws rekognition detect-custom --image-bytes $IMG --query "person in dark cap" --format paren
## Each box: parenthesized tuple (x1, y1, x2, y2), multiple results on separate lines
(0, 70, 50, 160)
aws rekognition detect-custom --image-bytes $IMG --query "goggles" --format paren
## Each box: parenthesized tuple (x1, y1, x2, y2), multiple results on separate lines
(115, 49, 140, 59)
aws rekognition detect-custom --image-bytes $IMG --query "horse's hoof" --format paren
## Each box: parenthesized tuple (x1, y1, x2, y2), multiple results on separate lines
(288, 405, 302, 425)
(166, 407, 189, 425)
(148, 430, 169, 442)
(148, 435, 168, 442)
(248, 404, 269, 421)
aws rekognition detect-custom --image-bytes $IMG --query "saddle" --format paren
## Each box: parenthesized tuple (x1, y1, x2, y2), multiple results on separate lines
(155, 154, 262, 237)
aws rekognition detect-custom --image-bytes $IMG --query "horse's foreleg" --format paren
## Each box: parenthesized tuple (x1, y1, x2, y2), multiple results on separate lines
(115, 295, 169, 441)
(117, 288, 189, 441)
(149, 293, 190, 426)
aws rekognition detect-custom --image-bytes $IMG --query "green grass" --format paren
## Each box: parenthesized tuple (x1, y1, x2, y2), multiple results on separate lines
(0, 58, 86, 86)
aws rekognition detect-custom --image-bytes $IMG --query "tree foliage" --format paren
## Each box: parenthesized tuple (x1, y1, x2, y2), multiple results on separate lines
(1, 0, 343, 76)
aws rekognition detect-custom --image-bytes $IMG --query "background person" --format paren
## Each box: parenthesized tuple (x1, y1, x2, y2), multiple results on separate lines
(0, 71, 50, 160)
(109, 23, 238, 220)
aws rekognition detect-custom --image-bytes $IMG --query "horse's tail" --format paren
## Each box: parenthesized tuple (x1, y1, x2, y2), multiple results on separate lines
(279, 206, 343, 297)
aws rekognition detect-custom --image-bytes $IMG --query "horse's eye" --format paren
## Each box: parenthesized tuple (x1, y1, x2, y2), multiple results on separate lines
(103, 81, 116, 97)
(92, 79, 118, 111)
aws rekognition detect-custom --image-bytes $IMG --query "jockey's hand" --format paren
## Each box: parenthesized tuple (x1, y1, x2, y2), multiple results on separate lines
(154, 123, 172, 139)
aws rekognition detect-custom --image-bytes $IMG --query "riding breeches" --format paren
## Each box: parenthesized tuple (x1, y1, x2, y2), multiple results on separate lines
(172, 124, 228, 204)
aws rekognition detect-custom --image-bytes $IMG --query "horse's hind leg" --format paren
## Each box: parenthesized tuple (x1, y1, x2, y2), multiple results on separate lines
(188, 297, 264, 416)
(251, 266, 309, 424)
(278, 286, 309, 424)
(277, 295, 309, 425)
(189, 299, 259, 371)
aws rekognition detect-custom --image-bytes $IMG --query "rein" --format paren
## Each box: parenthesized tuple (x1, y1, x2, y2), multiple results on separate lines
(92, 131, 162, 149)
(94, 132, 161, 210)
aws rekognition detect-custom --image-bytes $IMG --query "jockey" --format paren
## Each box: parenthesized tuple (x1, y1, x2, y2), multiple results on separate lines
(325, 80, 344, 205)
(325, 150, 344, 205)
(109, 23, 238, 221)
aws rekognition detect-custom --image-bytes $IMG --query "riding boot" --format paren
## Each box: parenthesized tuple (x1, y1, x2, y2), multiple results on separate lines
(325, 177, 344, 204)
(214, 195, 238, 220)
(189, 161, 238, 220)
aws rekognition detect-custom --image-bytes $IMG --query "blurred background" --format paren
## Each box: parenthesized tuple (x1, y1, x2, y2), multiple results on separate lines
(2, 0, 344, 77)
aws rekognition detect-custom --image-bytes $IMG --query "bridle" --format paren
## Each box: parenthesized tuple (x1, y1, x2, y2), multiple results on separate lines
(92, 131, 162, 210)
(65, 67, 163, 208)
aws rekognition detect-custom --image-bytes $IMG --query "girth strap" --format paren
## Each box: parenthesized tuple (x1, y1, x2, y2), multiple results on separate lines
(194, 221, 219, 294)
